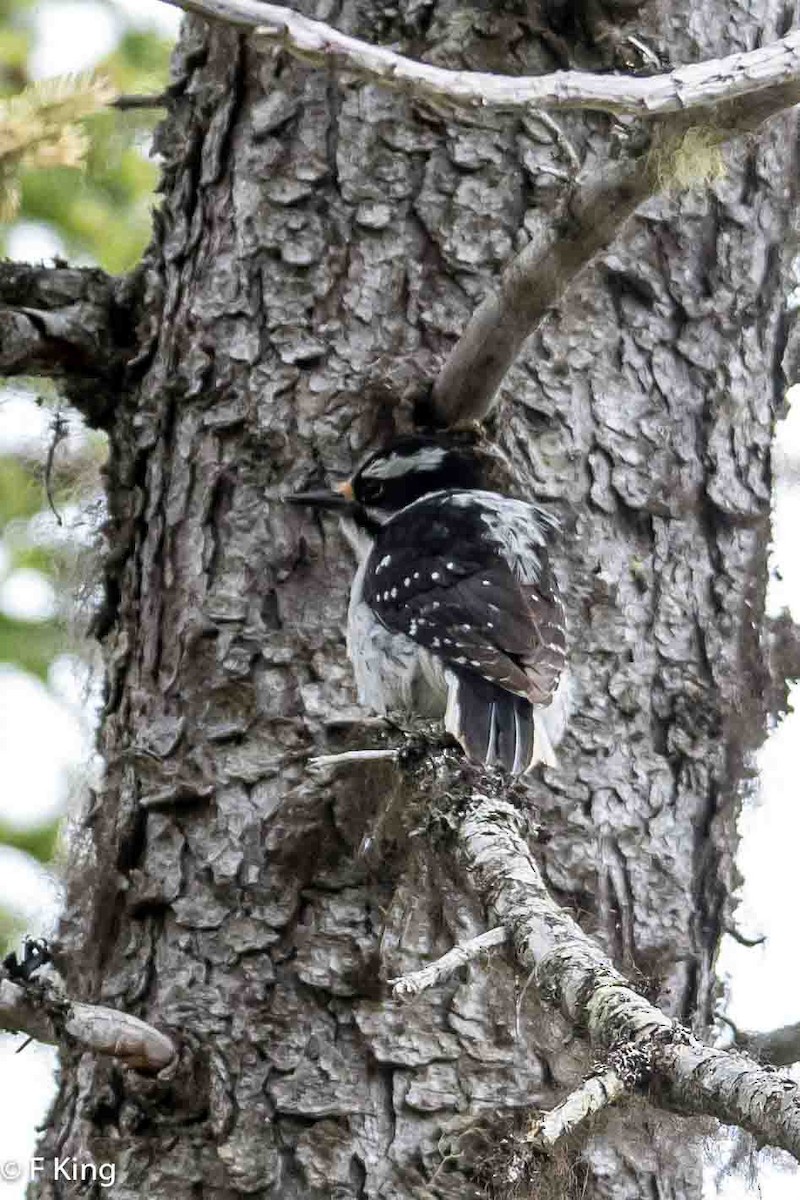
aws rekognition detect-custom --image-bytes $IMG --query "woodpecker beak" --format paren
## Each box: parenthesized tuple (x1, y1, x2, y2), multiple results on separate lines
(288, 480, 356, 510)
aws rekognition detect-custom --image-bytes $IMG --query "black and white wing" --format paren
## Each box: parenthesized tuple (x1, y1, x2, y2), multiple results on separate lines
(362, 490, 567, 771)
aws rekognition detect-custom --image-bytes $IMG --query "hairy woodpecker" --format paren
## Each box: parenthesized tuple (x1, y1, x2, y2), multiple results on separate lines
(291, 436, 569, 774)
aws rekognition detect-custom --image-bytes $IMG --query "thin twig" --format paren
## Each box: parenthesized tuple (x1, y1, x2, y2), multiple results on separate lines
(625, 35, 662, 70)
(525, 1068, 627, 1150)
(723, 922, 766, 948)
(307, 748, 401, 769)
(390, 926, 508, 999)
(526, 111, 581, 172)
(44, 410, 68, 526)
(111, 92, 169, 110)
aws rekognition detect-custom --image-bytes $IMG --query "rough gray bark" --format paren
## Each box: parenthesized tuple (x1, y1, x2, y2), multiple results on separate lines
(31, 0, 799, 1197)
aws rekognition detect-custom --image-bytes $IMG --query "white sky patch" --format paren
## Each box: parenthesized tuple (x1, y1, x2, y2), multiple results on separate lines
(716, 681, 800, 1030)
(49, 652, 98, 712)
(0, 569, 57, 622)
(4, 220, 66, 266)
(708, 1137, 800, 1200)
(0, 1040, 59, 1199)
(30, 2, 118, 77)
(0, 391, 55, 455)
(0, 391, 94, 462)
(770, 486, 800, 619)
(30, 0, 180, 78)
(778, 384, 800, 457)
(113, 0, 182, 35)
(0, 667, 86, 827)
(0, 847, 62, 931)
(28, 503, 102, 550)
(769, 390, 800, 619)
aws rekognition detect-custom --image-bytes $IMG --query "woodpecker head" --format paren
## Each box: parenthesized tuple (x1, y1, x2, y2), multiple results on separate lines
(290, 435, 489, 526)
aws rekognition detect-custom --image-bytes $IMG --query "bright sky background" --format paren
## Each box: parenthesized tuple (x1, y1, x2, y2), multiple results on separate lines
(1, 2, 800, 1196)
(0, 1, 181, 1191)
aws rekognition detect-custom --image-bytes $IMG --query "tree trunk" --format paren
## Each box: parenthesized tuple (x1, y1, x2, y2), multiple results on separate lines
(35, 1, 797, 1196)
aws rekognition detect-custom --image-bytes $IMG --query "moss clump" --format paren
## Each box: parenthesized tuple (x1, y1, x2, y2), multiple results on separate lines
(649, 125, 726, 191)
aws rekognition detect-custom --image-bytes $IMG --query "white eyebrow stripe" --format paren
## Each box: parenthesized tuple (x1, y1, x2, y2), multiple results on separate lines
(362, 446, 448, 480)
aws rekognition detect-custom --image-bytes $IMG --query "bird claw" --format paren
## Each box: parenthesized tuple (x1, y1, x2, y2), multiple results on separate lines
(395, 721, 453, 764)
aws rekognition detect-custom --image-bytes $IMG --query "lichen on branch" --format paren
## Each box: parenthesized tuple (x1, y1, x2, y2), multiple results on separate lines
(457, 796, 800, 1161)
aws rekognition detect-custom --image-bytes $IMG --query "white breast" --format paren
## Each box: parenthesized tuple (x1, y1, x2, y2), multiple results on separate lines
(347, 552, 448, 718)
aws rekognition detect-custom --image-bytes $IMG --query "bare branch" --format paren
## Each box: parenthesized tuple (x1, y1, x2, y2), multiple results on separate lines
(431, 70, 799, 423)
(723, 922, 766, 948)
(526, 1068, 628, 1151)
(163, 1, 800, 425)
(390, 926, 508, 1000)
(0, 975, 177, 1073)
(162, 0, 800, 120)
(430, 155, 653, 424)
(111, 93, 169, 110)
(307, 748, 401, 770)
(0, 262, 137, 428)
(458, 797, 800, 1161)
(736, 1021, 800, 1068)
(160, 2, 800, 423)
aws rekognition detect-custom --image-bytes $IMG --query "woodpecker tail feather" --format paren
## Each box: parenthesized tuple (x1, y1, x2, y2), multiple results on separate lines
(444, 671, 558, 774)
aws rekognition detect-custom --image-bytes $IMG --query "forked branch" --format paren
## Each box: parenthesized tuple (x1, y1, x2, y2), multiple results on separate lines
(432, 64, 800, 421)
(458, 797, 800, 1160)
